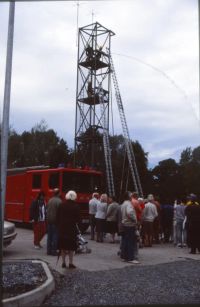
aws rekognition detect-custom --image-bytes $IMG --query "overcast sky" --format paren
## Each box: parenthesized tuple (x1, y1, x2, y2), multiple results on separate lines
(0, 0, 199, 168)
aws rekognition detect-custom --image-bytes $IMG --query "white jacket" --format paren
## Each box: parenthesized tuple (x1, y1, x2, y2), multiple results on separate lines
(142, 202, 158, 222)
(121, 200, 137, 227)
(95, 201, 107, 219)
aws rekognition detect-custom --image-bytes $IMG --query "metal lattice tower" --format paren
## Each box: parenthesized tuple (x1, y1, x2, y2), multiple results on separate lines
(110, 55, 143, 197)
(74, 22, 115, 195)
(74, 22, 143, 197)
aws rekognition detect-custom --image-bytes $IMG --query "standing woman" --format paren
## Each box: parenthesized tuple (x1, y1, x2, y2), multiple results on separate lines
(56, 190, 80, 268)
(29, 191, 47, 249)
(95, 193, 108, 242)
(106, 196, 119, 243)
(185, 194, 200, 254)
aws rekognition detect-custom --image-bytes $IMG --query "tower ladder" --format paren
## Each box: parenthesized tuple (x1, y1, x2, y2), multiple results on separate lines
(99, 88, 115, 197)
(110, 55, 143, 197)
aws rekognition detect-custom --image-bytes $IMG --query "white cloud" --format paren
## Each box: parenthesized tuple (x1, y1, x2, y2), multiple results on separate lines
(0, 0, 199, 167)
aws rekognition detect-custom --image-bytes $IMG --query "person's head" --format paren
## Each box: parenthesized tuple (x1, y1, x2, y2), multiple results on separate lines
(108, 195, 117, 204)
(180, 197, 187, 205)
(107, 196, 112, 204)
(100, 193, 108, 203)
(65, 190, 77, 201)
(188, 193, 197, 202)
(147, 194, 154, 202)
(53, 188, 60, 197)
(92, 192, 99, 199)
(109, 195, 117, 203)
(176, 198, 181, 205)
(138, 197, 144, 204)
(131, 192, 138, 199)
(37, 191, 45, 200)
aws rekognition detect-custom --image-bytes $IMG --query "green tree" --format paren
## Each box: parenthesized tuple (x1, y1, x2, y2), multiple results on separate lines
(7, 129, 22, 167)
(8, 120, 71, 168)
(179, 147, 192, 165)
(192, 146, 200, 163)
(49, 138, 70, 167)
(75, 132, 150, 199)
(179, 146, 200, 198)
(152, 158, 182, 202)
(109, 136, 150, 199)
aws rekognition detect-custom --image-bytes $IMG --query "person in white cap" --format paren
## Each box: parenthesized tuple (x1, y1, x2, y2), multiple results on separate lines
(56, 190, 80, 269)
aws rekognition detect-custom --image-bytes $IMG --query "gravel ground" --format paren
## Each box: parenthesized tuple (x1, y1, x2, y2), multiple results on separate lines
(43, 259, 200, 306)
(3, 261, 47, 299)
(3, 259, 200, 305)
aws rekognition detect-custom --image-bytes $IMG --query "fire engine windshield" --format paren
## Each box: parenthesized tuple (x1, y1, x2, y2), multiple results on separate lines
(62, 172, 101, 193)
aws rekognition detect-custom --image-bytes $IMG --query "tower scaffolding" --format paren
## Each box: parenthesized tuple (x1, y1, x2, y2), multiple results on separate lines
(74, 22, 115, 195)
(74, 22, 143, 197)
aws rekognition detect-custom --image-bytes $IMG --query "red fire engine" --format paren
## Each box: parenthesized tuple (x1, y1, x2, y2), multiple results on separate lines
(5, 165, 103, 232)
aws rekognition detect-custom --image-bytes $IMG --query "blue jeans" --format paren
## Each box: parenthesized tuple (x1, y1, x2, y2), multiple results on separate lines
(47, 224, 58, 255)
(121, 226, 137, 261)
(176, 219, 186, 245)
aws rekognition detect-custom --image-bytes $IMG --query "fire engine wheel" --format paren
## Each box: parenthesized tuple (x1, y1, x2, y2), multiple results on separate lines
(78, 223, 89, 234)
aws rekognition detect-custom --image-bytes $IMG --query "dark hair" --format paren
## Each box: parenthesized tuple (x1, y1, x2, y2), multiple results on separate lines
(176, 197, 186, 204)
(122, 191, 131, 202)
(132, 192, 138, 198)
(54, 188, 60, 196)
(109, 195, 117, 202)
(37, 191, 45, 199)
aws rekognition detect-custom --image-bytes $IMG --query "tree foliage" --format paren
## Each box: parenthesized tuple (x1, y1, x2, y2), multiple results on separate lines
(151, 159, 182, 202)
(8, 120, 71, 168)
(179, 147, 192, 165)
(151, 147, 200, 202)
(6, 120, 200, 202)
(109, 136, 150, 199)
(178, 146, 200, 198)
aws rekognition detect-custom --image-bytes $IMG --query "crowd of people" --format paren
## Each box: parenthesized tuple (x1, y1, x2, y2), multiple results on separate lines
(29, 189, 200, 268)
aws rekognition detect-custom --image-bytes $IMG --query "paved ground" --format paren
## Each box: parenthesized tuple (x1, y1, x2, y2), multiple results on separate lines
(3, 225, 200, 274)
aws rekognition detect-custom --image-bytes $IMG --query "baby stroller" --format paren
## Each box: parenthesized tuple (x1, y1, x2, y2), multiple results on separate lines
(76, 225, 92, 254)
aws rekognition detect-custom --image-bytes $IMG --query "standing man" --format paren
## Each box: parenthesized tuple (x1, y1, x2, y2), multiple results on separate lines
(160, 199, 174, 243)
(29, 191, 47, 249)
(131, 192, 142, 259)
(141, 194, 158, 247)
(151, 194, 161, 244)
(121, 191, 139, 264)
(174, 198, 186, 247)
(89, 192, 99, 240)
(85, 44, 93, 61)
(106, 196, 119, 243)
(95, 193, 108, 242)
(46, 188, 62, 255)
(131, 192, 142, 218)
